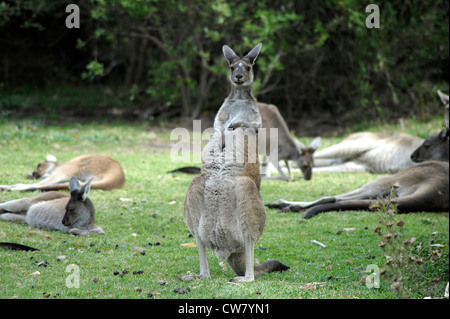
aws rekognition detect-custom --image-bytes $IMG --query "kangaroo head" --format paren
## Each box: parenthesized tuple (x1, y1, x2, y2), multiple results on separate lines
(223, 43, 262, 87)
(27, 155, 57, 179)
(62, 177, 95, 228)
(295, 137, 322, 180)
(411, 129, 449, 163)
(412, 90, 450, 163)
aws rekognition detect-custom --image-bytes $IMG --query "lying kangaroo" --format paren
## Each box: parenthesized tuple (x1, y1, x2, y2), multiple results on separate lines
(184, 43, 289, 282)
(0, 154, 125, 191)
(313, 132, 424, 173)
(313, 90, 449, 174)
(257, 102, 321, 181)
(0, 177, 104, 235)
(411, 91, 449, 163)
(267, 161, 448, 218)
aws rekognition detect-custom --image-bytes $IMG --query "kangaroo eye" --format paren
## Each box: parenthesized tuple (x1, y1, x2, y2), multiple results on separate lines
(246, 66, 251, 71)
(230, 67, 234, 71)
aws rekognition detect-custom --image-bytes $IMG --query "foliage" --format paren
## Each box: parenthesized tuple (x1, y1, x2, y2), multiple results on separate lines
(372, 186, 449, 298)
(0, 0, 448, 128)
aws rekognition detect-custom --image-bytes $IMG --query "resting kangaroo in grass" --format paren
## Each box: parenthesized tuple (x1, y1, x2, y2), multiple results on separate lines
(0, 177, 104, 235)
(313, 132, 424, 174)
(267, 111, 449, 218)
(313, 90, 449, 174)
(0, 154, 125, 191)
(184, 43, 289, 282)
(267, 161, 448, 218)
(411, 90, 449, 163)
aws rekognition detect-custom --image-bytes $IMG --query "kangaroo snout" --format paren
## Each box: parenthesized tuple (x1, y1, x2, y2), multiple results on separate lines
(62, 214, 70, 226)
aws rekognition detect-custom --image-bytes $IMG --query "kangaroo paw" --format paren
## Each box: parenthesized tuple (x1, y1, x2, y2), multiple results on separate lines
(230, 275, 254, 283)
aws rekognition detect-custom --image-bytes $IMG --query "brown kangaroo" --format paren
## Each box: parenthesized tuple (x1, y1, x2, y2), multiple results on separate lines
(257, 102, 321, 181)
(0, 177, 104, 235)
(184, 43, 289, 282)
(0, 154, 125, 191)
(267, 161, 448, 218)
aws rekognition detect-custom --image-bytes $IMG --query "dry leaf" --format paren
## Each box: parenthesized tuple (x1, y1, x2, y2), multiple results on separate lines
(132, 246, 145, 252)
(28, 230, 51, 239)
(219, 262, 228, 271)
(300, 282, 326, 290)
(180, 243, 197, 248)
(31, 271, 41, 276)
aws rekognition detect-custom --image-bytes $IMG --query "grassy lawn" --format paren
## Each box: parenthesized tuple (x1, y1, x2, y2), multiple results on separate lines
(0, 116, 448, 300)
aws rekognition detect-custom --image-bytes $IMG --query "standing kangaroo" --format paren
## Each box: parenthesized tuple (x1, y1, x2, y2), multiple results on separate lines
(0, 177, 104, 235)
(0, 154, 125, 191)
(257, 102, 321, 180)
(184, 43, 289, 282)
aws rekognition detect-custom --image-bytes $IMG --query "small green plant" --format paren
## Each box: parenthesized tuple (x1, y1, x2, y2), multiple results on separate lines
(373, 185, 449, 298)
(81, 61, 105, 81)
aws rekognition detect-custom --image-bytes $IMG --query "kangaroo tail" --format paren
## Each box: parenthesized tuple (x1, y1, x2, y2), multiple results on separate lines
(304, 200, 373, 219)
(168, 166, 201, 174)
(254, 259, 290, 275)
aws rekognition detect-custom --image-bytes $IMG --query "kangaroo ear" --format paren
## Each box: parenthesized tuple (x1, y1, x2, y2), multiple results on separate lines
(80, 178, 93, 201)
(293, 139, 306, 152)
(437, 90, 449, 106)
(223, 45, 239, 65)
(309, 137, 322, 151)
(46, 154, 57, 162)
(69, 177, 81, 193)
(243, 43, 262, 65)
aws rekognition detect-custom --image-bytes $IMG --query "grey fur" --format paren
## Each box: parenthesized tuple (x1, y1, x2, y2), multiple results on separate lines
(184, 43, 289, 282)
(0, 177, 104, 236)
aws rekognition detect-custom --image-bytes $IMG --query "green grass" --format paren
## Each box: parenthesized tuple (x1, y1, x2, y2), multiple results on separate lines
(0, 117, 448, 300)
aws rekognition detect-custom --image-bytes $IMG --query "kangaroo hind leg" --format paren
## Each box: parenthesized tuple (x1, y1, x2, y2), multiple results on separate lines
(184, 175, 211, 280)
(227, 240, 255, 282)
(0, 213, 27, 223)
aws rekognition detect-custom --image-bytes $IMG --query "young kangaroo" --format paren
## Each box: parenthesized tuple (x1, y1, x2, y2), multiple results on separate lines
(0, 177, 104, 235)
(0, 154, 125, 191)
(184, 43, 289, 282)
